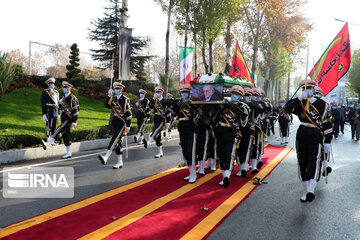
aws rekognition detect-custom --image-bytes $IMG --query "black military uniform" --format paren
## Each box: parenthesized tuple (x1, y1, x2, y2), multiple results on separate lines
(41, 77, 59, 140)
(235, 91, 254, 178)
(41, 81, 80, 159)
(135, 89, 150, 144)
(144, 87, 170, 158)
(276, 100, 291, 145)
(285, 80, 332, 202)
(99, 82, 132, 169)
(168, 85, 199, 183)
(214, 85, 249, 188)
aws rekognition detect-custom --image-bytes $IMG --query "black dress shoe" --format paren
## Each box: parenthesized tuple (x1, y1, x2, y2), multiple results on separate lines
(256, 161, 263, 169)
(134, 136, 137, 143)
(98, 155, 106, 165)
(241, 170, 247, 178)
(306, 192, 315, 202)
(251, 169, 259, 174)
(222, 177, 230, 188)
(143, 139, 148, 148)
(322, 166, 332, 176)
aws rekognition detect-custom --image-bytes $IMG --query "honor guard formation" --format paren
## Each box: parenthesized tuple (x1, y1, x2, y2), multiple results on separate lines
(40, 74, 336, 202)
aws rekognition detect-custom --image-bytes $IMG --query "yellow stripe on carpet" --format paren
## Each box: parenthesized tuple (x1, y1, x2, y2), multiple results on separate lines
(78, 170, 221, 240)
(181, 147, 292, 240)
(0, 167, 184, 238)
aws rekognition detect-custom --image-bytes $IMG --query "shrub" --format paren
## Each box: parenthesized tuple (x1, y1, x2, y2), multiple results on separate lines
(0, 51, 17, 96)
(94, 81, 107, 93)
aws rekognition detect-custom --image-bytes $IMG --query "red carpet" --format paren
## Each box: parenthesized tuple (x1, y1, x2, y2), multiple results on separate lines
(0, 145, 291, 240)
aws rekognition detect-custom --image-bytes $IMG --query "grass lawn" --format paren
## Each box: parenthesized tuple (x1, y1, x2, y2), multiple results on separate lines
(0, 88, 138, 138)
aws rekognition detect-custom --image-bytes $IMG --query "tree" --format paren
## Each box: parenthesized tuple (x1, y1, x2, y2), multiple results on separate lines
(348, 48, 360, 100)
(153, 0, 177, 94)
(66, 43, 81, 80)
(0, 51, 17, 96)
(88, 0, 151, 81)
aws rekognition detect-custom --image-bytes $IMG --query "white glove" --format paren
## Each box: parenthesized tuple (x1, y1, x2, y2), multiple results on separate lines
(108, 89, 113, 97)
(266, 118, 270, 123)
(298, 91, 308, 101)
(42, 114, 48, 122)
(146, 118, 150, 122)
(126, 127, 130, 133)
(323, 143, 331, 153)
(59, 98, 64, 105)
(135, 102, 139, 107)
(71, 122, 77, 127)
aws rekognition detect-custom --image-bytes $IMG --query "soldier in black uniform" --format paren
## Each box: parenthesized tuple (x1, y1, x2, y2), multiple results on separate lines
(134, 89, 150, 145)
(285, 79, 333, 202)
(41, 81, 80, 159)
(164, 93, 176, 139)
(41, 77, 59, 142)
(314, 86, 332, 177)
(215, 85, 249, 188)
(167, 85, 199, 183)
(143, 87, 170, 158)
(98, 82, 132, 169)
(249, 88, 266, 173)
(235, 87, 255, 178)
(267, 99, 278, 137)
(277, 99, 291, 145)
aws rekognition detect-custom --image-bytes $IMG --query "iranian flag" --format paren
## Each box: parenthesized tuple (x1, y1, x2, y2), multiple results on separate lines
(229, 41, 255, 87)
(180, 46, 194, 86)
(308, 23, 351, 96)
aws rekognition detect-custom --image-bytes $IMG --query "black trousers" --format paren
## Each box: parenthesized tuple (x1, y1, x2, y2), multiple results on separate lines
(279, 117, 290, 137)
(339, 120, 345, 133)
(178, 120, 197, 166)
(108, 117, 125, 155)
(197, 124, 212, 161)
(333, 120, 340, 137)
(53, 116, 72, 146)
(46, 116, 58, 137)
(215, 126, 237, 171)
(251, 126, 263, 159)
(237, 128, 254, 164)
(136, 112, 147, 136)
(296, 125, 323, 181)
(151, 115, 166, 146)
(268, 117, 276, 135)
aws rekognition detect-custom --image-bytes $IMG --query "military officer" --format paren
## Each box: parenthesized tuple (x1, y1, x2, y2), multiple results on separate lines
(41, 77, 59, 142)
(98, 82, 132, 169)
(285, 79, 333, 202)
(164, 93, 176, 139)
(215, 85, 249, 188)
(134, 89, 150, 145)
(277, 99, 291, 145)
(144, 87, 169, 158)
(41, 81, 80, 159)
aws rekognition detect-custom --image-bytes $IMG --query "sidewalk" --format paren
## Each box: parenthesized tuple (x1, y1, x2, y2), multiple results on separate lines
(0, 131, 179, 164)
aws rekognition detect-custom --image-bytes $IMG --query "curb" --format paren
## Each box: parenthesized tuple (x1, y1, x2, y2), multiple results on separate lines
(0, 132, 154, 164)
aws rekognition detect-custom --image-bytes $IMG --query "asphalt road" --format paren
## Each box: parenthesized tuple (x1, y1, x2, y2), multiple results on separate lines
(0, 119, 359, 240)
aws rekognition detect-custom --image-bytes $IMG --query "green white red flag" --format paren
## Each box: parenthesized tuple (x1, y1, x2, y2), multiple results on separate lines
(308, 23, 351, 96)
(180, 46, 194, 86)
(229, 41, 255, 87)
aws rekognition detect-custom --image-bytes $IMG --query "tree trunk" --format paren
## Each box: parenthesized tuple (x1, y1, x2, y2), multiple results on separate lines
(287, 72, 290, 101)
(184, 0, 190, 48)
(224, 20, 232, 74)
(263, 65, 271, 95)
(194, 32, 197, 77)
(209, 38, 213, 73)
(164, 0, 172, 94)
(251, 36, 259, 86)
(202, 28, 208, 73)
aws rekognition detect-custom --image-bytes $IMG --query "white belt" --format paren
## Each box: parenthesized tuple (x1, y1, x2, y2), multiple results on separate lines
(219, 122, 231, 127)
(179, 117, 188, 121)
(301, 122, 317, 128)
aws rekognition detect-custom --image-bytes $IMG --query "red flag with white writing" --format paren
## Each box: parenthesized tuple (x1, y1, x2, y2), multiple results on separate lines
(229, 41, 255, 87)
(308, 23, 351, 96)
